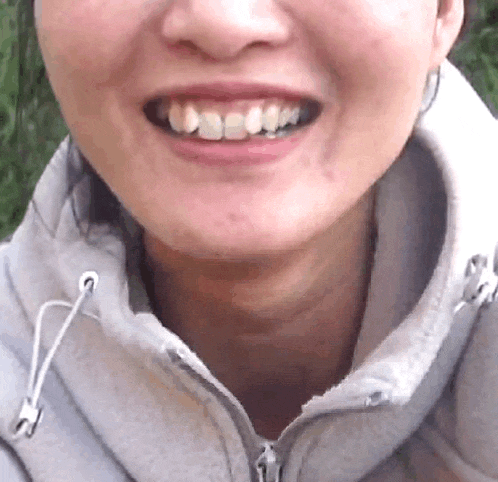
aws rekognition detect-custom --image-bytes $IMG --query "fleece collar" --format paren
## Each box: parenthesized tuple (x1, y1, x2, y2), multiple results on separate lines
(4, 60, 498, 482)
(301, 61, 498, 415)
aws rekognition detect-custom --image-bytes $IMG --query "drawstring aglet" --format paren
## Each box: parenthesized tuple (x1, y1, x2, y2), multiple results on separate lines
(13, 398, 43, 439)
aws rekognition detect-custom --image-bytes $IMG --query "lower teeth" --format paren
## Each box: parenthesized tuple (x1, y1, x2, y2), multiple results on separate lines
(167, 123, 301, 140)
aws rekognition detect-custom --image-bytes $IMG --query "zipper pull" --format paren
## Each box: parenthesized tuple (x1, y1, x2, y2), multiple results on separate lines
(256, 442, 281, 482)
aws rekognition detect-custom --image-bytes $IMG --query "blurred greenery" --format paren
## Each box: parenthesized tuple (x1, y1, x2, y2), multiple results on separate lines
(0, 0, 498, 240)
(451, 0, 498, 115)
(1, 0, 68, 239)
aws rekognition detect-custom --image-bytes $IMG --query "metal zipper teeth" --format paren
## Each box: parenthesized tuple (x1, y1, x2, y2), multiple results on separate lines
(163, 349, 265, 482)
(161, 350, 396, 481)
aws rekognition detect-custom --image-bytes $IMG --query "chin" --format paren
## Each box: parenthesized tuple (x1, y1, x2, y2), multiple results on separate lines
(156, 225, 312, 262)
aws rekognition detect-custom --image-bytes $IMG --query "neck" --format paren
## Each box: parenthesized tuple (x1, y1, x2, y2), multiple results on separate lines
(143, 189, 376, 438)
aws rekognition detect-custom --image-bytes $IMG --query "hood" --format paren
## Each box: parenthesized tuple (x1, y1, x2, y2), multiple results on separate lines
(1, 60, 498, 482)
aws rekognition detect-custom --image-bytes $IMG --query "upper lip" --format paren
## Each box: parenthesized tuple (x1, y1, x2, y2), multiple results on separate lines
(146, 81, 322, 104)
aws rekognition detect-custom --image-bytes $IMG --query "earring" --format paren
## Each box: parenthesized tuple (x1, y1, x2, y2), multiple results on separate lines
(419, 66, 441, 116)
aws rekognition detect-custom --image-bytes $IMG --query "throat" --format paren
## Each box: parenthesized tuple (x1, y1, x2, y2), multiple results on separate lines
(225, 339, 358, 440)
(142, 189, 376, 439)
(148, 280, 366, 439)
(237, 382, 319, 440)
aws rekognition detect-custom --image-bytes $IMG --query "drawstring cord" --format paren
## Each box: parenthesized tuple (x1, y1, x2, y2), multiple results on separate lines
(12, 271, 99, 440)
(8, 252, 498, 441)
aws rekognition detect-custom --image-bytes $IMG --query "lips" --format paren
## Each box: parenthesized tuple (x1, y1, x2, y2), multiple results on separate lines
(144, 85, 321, 137)
(142, 82, 323, 167)
(144, 81, 323, 103)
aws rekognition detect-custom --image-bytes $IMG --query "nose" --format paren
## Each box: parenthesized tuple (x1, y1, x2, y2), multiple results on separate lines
(160, 0, 292, 61)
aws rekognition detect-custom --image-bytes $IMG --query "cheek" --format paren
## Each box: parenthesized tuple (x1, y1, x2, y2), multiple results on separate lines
(301, 0, 435, 164)
(299, 0, 435, 94)
(35, 0, 152, 86)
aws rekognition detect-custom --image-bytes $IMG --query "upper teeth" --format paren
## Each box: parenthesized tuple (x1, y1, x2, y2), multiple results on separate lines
(157, 100, 303, 140)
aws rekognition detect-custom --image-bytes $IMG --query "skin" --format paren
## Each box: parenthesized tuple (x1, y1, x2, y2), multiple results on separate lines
(36, 0, 464, 439)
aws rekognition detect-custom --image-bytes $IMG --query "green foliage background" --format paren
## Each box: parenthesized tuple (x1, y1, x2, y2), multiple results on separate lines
(1, 0, 498, 240)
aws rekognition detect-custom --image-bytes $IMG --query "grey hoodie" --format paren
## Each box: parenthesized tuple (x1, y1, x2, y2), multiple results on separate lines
(1, 61, 498, 482)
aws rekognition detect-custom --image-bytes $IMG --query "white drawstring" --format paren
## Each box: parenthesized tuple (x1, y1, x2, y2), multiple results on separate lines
(12, 271, 99, 440)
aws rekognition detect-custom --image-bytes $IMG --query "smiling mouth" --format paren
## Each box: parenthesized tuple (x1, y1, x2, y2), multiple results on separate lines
(143, 97, 322, 141)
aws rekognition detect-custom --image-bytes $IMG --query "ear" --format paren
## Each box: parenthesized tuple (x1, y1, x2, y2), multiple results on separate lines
(429, 0, 465, 69)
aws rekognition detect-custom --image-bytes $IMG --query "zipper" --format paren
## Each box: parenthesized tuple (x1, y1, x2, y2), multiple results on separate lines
(164, 349, 266, 481)
(162, 251, 498, 481)
(256, 442, 281, 482)
(166, 346, 399, 482)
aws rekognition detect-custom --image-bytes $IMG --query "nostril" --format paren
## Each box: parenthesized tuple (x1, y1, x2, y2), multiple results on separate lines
(168, 40, 202, 58)
(177, 40, 198, 51)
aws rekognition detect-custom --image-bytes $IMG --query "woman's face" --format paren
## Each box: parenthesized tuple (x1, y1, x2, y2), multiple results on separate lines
(35, 0, 463, 259)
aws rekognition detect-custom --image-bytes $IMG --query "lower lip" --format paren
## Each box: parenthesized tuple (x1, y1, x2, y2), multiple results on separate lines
(163, 129, 309, 167)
